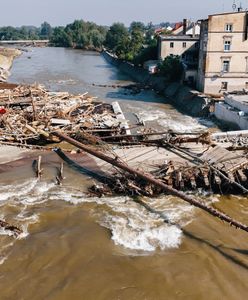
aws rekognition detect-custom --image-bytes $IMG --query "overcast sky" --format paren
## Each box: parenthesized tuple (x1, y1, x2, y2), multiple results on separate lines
(1, 0, 247, 27)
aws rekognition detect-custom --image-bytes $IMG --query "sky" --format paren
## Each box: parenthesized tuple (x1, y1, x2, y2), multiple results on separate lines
(1, 0, 247, 27)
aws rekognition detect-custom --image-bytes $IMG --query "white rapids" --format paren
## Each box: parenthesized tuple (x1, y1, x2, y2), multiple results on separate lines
(0, 178, 197, 254)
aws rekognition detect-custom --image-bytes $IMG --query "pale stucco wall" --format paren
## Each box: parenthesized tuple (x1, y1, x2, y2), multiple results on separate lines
(198, 12, 248, 94)
(159, 39, 198, 60)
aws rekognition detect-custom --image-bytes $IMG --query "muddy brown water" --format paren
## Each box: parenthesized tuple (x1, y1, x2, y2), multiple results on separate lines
(0, 48, 247, 299)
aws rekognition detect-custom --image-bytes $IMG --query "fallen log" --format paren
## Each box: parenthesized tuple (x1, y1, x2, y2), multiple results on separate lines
(52, 131, 248, 234)
(53, 147, 111, 183)
(0, 219, 23, 237)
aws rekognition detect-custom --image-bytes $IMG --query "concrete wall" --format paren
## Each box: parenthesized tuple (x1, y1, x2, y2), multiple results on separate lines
(102, 51, 210, 117)
(215, 101, 248, 129)
(225, 95, 248, 113)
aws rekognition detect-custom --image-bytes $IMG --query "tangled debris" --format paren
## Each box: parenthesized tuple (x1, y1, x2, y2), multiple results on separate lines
(1, 83, 248, 237)
(0, 84, 126, 146)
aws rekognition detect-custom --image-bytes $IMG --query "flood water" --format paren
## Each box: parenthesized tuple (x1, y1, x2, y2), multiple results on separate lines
(0, 47, 247, 299)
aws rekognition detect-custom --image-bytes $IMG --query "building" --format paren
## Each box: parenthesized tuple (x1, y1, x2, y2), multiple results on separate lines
(172, 20, 201, 36)
(158, 22, 200, 85)
(197, 11, 248, 94)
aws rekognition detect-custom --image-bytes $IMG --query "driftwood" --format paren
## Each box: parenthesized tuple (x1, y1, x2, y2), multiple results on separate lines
(32, 155, 43, 179)
(52, 131, 248, 234)
(55, 162, 64, 185)
(0, 219, 23, 237)
(0, 84, 126, 146)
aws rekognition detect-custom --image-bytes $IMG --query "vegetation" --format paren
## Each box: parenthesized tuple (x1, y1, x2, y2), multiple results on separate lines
(1, 20, 184, 76)
(158, 55, 184, 81)
(0, 22, 53, 40)
(104, 21, 157, 63)
(50, 20, 107, 50)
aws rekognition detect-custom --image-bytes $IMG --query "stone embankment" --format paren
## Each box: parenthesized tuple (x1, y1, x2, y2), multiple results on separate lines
(0, 47, 21, 81)
(102, 50, 211, 117)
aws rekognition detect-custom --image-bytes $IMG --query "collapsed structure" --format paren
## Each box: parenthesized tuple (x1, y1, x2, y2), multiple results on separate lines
(1, 83, 248, 236)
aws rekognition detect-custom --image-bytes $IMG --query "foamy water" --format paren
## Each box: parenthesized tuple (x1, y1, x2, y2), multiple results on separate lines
(128, 105, 211, 133)
(0, 179, 195, 254)
(59, 192, 193, 252)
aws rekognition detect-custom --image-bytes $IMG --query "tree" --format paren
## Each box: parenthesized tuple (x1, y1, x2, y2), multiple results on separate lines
(133, 44, 158, 66)
(158, 55, 184, 82)
(40, 22, 53, 39)
(125, 22, 145, 61)
(104, 23, 130, 54)
(129, 21, 145, 33)
(50, 20, 106, 49)
(50, 27, 72, 47)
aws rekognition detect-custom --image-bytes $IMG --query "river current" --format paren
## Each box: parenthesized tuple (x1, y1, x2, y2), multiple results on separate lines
(0, 47, 247, 299)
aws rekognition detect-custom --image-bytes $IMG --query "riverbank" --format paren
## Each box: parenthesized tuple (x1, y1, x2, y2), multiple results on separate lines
(102, 50, 212, 117)
(0, 47, 21, 81)
(0, 145, 30, 164)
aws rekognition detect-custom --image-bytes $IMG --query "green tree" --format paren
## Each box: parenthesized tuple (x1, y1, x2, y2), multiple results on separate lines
(40, 22, 53, 39)
(124, 21, 145, 61)
(104, 23, 130, 54)
(50, 27, 72, 47)
(133, 44, 158, 66)
(158, 55, 184, 81)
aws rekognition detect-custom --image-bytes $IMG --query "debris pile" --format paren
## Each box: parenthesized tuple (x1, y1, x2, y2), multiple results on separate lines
(0, 84, 126, 146)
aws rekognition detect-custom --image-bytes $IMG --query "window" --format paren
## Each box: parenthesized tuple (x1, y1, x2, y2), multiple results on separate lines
(170, 42, 174, 48)
(246, 57, 248, 73)
(224, 40, 231, 51)
(222, 60, 230, 72)
(221, 82, 228, 90)
(225, 24, 233, 32)
(195, 42, 199, 48)
(182, 42, 186, 48)
(245, 82, 248, 89)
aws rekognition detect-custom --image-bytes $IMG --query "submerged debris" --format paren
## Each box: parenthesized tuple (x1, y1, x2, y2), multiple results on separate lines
(0, 219, 23, 237)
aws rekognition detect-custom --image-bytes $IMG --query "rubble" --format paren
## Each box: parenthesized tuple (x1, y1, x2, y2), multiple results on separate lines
(1, 82, 248, 237)
(0, 83, 126, 146)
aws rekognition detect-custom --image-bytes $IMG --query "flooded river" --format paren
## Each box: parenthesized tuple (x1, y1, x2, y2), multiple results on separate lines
(0, 47, 247, 299)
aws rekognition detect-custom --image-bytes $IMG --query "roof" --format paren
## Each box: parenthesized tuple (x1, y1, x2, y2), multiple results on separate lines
(208, 10, 247, 17)
(159, 35, 200, 41)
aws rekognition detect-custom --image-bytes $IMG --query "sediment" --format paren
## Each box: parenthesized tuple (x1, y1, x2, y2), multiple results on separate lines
(0, 47, 22, 81)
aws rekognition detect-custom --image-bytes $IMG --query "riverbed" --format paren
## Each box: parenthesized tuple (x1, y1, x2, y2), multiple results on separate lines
(0, 47, 247, 300)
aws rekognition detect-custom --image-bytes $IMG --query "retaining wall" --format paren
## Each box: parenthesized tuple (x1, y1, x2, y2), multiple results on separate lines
(102, 51, 210, 117)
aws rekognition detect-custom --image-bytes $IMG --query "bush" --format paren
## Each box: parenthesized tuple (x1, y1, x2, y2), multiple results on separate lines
(158, 55, 184, 82)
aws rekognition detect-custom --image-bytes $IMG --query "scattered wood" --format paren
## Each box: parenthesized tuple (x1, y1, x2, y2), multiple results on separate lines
(0, 83, 129, 146)
(51, 131, 248, 234)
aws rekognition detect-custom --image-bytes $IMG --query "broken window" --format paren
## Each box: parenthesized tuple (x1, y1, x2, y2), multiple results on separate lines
(170, 42, 174, 48)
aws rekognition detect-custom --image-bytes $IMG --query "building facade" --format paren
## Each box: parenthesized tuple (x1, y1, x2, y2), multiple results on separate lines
(158, 35, 199, 84)
(197, 11, 248, 94)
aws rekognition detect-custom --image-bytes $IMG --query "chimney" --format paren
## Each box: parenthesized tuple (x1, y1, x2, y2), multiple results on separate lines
(183, 19, 187, 35)
(192, 23, 196, 37)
